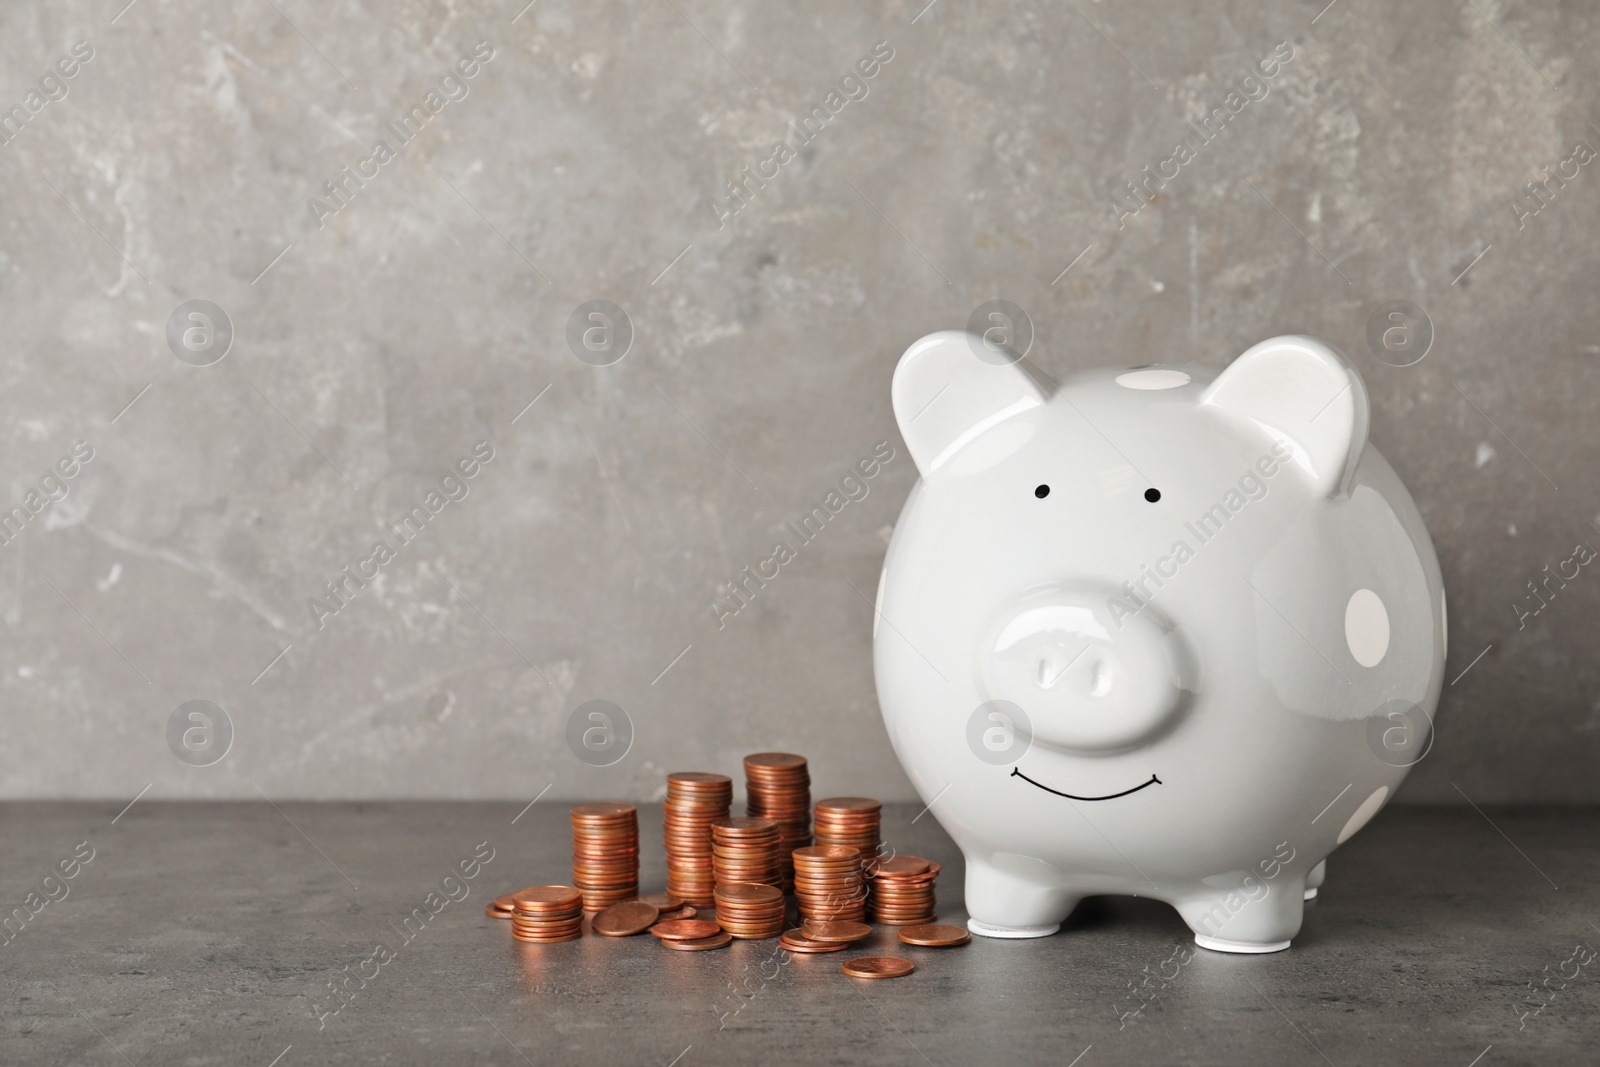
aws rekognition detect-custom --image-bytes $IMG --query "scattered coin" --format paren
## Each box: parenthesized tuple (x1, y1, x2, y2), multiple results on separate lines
(639, 893, 686, 911)
(800, 920, 873, 943)
(842, 956, 915, 979)
(486, 903, 513, 919)
(658, 905, 700, 921)
(592, 900, 661, 936)
(897, 924, 971, 947)
(650, 919, 722, 941)
(661, 931, 734, 951)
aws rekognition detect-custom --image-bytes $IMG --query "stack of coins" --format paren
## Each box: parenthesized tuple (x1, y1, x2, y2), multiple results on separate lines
(813, 797, 882, 866)
(711, 816, 782, 889)
(713, 882, 786, 940)
(570, 802, 639, 912)
(510, 886, 584, 943)
(868, 855, 940, 925)
(663, 772, 732, 907)
(743, 753, 811, 890)
(792, 844, 866, 922)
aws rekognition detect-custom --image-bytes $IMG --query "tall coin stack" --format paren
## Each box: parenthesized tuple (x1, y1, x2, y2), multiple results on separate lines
(570, 802, 639, 912)
(868, 855, 940, 925)
(743, 753, 811, 890)
(510, 885, 584, 943)
(663, 772, 732, 907)
(813, 797, 882, 866)
(792, 844, 866, 923)
(712, 882, 786, 940)
(710, 816, 782, 889)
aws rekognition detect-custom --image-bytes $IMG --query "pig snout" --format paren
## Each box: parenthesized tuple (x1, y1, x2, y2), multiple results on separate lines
(980, 586, 1197, 752)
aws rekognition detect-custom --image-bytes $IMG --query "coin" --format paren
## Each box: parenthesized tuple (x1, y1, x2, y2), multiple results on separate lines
(662, 931, 733, 951)
(639, 893, 686, 911)
(665, 772, 732, 906)
(869, 854, 939, 925)
(793, 845, 866, 923)
(650, 919, 722, 941)
(897, 924, 971, 947)
(779, 930, 851, 953)
(711, 816, 782, 890)
(814, 797, 881, 865)
(485, 903, 513, 919)
(572, 804, 639, 911)
(800, 920, 873, 943)
(842, 956, 915, 979)
(592, 900, 660, 936)
(744, 753, 811, 891)
(658, 905, 700, 921)
(512, 886, 584, 911)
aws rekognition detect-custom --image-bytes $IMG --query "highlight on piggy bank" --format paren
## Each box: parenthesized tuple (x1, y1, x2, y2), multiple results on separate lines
(871, 331, 1445, 953)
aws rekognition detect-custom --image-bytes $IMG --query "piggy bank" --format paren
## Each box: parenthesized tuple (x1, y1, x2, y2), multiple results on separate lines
(872, 331, 1445, 953)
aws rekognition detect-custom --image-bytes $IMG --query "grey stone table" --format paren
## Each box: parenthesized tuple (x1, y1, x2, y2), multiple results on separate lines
(4, 802, 1597, 1066)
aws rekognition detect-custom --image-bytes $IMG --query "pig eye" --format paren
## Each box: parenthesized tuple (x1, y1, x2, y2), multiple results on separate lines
(1034, 484, 1050, 499)
(1145, 488, 1161, 502)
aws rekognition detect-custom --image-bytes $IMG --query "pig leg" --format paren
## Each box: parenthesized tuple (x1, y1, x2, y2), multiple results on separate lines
(1303, 859, 1326, 901)
(1176, 877, 1306, 954)
(963, 857, 1078, 939)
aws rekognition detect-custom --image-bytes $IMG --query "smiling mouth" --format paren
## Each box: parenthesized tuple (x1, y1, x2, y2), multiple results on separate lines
(1010, 767, 1162, 801)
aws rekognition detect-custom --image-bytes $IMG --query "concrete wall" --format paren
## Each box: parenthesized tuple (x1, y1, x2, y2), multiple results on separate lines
(1, 0, 1596, 802)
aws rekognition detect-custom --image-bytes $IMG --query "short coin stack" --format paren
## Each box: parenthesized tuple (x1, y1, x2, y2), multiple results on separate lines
(813, 797, 882, 867)
(711, 816, 781, 889)
(663, 772, 732, 907)
(712, 882, 786, 939)
(743, 753, 811, 890)
(869, 855, 940, 925)
(570, 802, 639, 912)
(510, 886, 584, 943)
(792, 844, 866, 922)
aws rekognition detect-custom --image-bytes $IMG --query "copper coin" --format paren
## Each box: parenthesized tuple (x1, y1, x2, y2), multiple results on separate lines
(650, 919, 722, 941)
(716, 883, 784, 908)
(816, 796, 881, 812)
(662, 931, 734, 951)
(485, 903, 513, 919)
(744, 752, 808, 770)
(779, 931, 851, 953)
(793, 845, 861, 863)
(800, 920, 873, 943)
(658, 905, 701, 921)
(512, 886, 583, 910)
(897, 924, 970, 947)
(842, 956, 915, 979)
(669, 771, 732, 785)
(591, 900, 660, 936)
(874, 856, 931, 876)
(571, 801, 636, 817)
(638, 894, 685, 911)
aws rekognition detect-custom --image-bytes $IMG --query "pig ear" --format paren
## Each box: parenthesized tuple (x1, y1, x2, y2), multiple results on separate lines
(892, 331, 1051, 477)
(1201, 335, 1369, 497)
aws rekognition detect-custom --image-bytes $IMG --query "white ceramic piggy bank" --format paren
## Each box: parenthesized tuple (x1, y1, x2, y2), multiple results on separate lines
(873, 331, 1445, 953)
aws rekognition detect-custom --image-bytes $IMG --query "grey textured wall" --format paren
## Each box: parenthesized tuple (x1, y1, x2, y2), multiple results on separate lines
(2, 0, 1596, 803)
